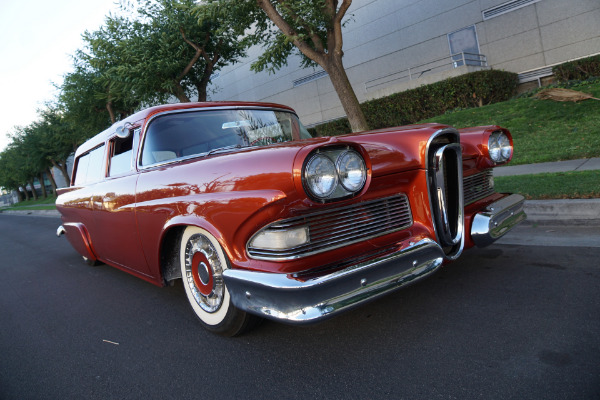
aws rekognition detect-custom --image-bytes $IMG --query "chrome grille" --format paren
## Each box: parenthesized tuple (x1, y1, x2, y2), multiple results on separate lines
(248, 195, 413, 260)
(464, 170, 495, 205)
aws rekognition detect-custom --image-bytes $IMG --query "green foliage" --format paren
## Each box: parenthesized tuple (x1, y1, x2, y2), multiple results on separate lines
(495, 171, 600, 200)
(420, 80, 600, 165)
(196, 0, 338, 73)
(312, 70, 518, 136)
(553, 55, 600, 82)
(82, 0, 247, 105)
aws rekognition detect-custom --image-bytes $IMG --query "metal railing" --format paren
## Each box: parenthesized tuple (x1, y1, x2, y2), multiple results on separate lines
(364, 52, 487, 92)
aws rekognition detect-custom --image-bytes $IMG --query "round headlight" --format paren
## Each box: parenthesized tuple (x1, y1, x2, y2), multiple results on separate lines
(498, 133, 512, 161)
(336, 150, 366, 192)
(304, 153, 338, 198)
(488, 131, 512, 163)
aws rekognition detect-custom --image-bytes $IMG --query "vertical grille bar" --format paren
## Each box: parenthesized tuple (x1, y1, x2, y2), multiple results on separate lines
(426, 128, 465, 260)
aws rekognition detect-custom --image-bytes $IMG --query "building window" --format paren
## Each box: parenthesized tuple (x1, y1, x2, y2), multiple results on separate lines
(448, 25, 483, 67)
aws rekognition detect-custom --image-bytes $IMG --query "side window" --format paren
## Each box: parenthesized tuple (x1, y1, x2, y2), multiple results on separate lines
(73, 153, 91, 186)
(73, 145, 106, 185)
(109, 133, 134, 176)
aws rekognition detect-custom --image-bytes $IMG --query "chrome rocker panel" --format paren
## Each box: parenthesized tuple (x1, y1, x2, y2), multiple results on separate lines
(471, 194, 527, 247)
(223, 239, 445, 324)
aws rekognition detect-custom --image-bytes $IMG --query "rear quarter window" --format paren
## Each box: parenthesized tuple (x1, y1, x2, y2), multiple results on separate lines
(73, 145, 106, 185)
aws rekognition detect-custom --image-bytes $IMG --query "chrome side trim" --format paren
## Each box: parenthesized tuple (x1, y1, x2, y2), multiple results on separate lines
(56, 225, 66, 237)
(225, 238, 445, 324)
(471, 194, 526, 247)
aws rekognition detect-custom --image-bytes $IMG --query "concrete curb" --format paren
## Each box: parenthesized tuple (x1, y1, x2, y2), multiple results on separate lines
(523, 199, 600, 226)
(0, 209, 61, 218)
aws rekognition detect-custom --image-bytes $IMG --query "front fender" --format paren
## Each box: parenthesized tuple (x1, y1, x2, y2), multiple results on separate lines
(141, 189, 288, 279)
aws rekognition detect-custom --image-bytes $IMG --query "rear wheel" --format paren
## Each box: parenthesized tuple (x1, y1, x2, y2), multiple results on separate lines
(179, 226, 259, 336)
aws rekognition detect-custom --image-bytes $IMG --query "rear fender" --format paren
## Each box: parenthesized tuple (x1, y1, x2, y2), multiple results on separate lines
(62, 222, 98, 261)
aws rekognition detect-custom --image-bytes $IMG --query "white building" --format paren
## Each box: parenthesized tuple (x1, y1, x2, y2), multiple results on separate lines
(208, 0, 600, 126)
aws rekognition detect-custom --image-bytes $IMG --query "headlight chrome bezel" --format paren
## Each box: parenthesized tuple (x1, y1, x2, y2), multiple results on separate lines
(488, 131, 513, 164)
(303, 147, 368, 202)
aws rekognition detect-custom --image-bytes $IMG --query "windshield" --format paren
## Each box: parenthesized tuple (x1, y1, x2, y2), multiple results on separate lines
(140, 109, 313, 166)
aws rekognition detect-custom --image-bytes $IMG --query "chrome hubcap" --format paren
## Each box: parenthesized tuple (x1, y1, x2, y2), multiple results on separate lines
(184, 234, 224, 313)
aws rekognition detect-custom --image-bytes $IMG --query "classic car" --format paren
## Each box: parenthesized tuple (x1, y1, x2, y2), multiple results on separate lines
(56, 101, 526, 336)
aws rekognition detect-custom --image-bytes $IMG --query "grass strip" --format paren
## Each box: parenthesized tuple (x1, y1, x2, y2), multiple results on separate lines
(421, 80, 600, 165)
(494, 170, 600, 200)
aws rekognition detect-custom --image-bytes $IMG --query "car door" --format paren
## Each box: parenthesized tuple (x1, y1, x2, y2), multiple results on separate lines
(92, 128, 153, 277)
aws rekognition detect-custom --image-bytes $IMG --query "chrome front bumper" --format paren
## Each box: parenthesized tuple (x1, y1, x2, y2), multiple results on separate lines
(471, 194, 526, 247)
(223, 239, 445, 324)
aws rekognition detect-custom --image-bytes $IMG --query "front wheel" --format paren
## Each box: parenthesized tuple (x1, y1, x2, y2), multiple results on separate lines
(179, 226, 259, 336)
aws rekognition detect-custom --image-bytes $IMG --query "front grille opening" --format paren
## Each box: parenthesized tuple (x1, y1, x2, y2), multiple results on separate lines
(248, 195, 413, 260)
(464, 170, 495, 205)
(426, 129, 464, 258)
(443, 152, 461, 240)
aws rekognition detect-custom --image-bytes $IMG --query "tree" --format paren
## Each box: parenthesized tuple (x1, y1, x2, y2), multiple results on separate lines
(0, 146, 28, 201)
(73, 29, 141, 125)
(83, 0, 247, 105)
(196, 0, 369, 132)
(36, 106, 88, 186)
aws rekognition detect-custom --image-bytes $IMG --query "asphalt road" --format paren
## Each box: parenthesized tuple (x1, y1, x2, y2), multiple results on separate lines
(1, 215, 599, 400)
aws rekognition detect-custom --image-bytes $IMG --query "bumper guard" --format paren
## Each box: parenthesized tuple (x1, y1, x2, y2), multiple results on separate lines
(471, 194, 526, 247)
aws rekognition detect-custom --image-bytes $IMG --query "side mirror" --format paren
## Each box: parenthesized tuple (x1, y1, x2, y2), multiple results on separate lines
(115, 123, 132, 139)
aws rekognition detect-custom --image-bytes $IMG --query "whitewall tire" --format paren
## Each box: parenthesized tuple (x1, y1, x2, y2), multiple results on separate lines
(179, 226, 259, 336)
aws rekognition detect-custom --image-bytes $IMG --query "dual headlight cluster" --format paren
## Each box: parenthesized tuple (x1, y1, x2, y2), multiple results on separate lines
(303, 148, 367, 201)
(488, 131, 512, 163)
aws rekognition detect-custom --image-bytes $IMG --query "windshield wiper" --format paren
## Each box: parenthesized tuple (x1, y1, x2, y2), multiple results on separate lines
(205, 144, 244, 156)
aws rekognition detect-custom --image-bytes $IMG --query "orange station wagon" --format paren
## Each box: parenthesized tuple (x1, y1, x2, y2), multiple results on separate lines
(56, 101, 526, 336)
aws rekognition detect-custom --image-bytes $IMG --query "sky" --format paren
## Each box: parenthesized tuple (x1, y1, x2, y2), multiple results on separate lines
(0, 0, 121, 152)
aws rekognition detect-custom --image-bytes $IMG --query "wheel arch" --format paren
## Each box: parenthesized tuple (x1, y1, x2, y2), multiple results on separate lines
(158, 216, 228, 286)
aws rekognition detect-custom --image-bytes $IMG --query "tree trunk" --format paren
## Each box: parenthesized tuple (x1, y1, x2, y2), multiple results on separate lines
(21, 186, 29, 201)
(107, 100, 116, 124)
(28, 180, 38, 200)
(39, 173, 48, 198)
(51, 160, 70, 186)
(196, 69, 212, 102)
(323, 57, 369, 133)
(46, 168, 58, 194)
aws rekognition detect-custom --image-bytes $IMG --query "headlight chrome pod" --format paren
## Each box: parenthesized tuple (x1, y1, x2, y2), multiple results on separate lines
(488, 131, 512, 164)
(303, 147, 367, 201)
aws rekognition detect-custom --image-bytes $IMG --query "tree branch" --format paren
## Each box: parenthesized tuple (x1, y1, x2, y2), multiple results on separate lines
(256, 0, 325, 65)
(333, 0, 351, 55)
(178, 27, 205, 82)
(279, 1, 325, 53)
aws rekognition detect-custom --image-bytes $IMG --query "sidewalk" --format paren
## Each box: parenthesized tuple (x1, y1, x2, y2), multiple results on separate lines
(493, 157, 600, 177)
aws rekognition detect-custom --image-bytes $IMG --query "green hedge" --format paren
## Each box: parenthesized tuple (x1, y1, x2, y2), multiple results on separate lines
(310, 70, 518, 136)
(553, 54, 600, 82)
